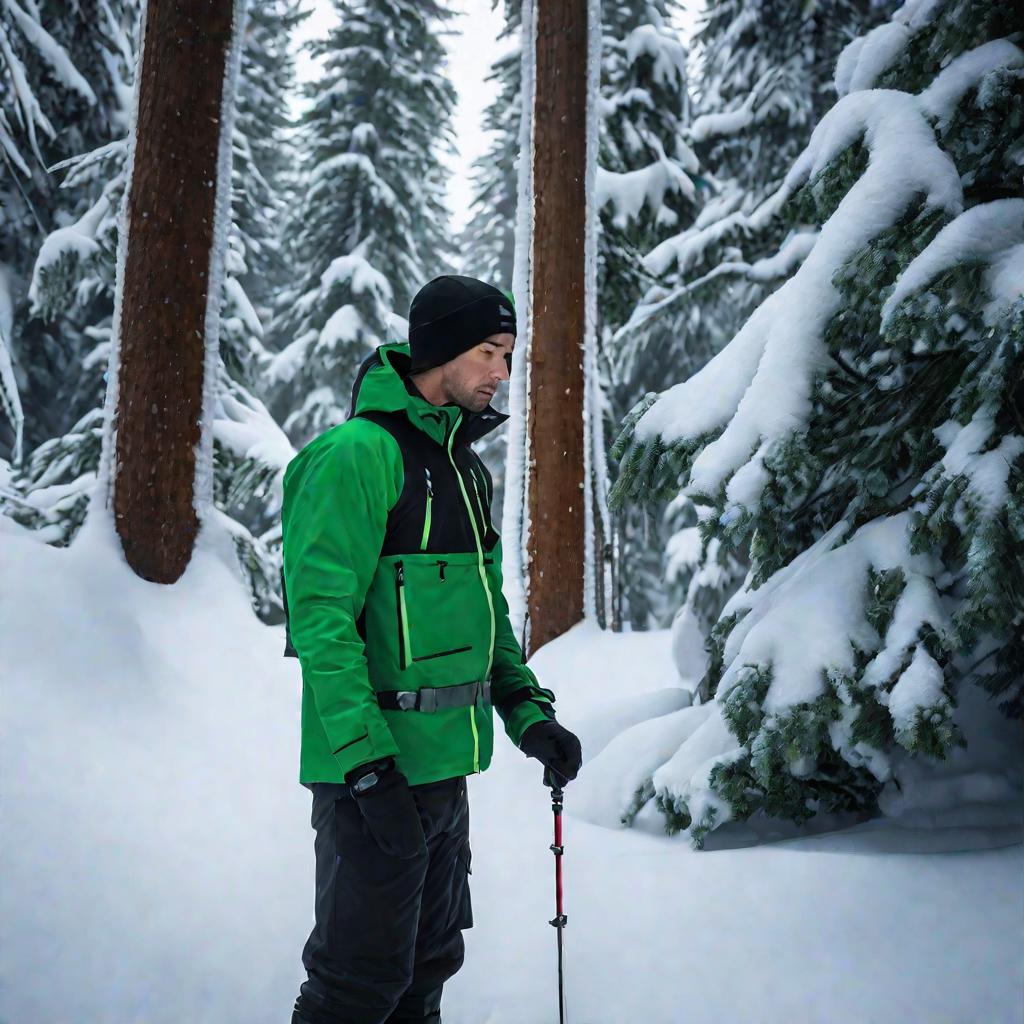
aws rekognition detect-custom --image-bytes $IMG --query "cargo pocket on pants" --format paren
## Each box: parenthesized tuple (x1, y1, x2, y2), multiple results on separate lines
(448, 838, 474, 931)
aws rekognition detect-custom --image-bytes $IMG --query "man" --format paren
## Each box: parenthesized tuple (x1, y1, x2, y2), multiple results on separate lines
(282, 274, 584, 1024)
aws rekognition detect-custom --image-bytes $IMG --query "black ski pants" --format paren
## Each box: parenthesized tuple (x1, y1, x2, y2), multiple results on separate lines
(292, 774, 473, 1024)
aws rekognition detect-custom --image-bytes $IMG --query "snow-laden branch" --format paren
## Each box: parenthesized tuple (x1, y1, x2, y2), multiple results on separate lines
(633, 88, 962, 507)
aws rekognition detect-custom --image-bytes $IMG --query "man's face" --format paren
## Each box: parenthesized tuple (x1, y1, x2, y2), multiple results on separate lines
(440, 332, 514, 412)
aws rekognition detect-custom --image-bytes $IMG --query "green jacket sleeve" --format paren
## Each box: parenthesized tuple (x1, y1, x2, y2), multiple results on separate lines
(281, 421, 403, 777)
(484, 535, 558, 747)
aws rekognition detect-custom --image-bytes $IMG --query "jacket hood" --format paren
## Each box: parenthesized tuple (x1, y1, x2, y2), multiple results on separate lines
(349, 340, 509, 448)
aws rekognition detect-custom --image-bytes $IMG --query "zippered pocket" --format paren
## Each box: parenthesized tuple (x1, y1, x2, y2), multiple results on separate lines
(395, 561, 412, 670)
(395, 559, 474, 668)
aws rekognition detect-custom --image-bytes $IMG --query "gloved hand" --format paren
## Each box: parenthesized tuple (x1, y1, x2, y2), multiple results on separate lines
(518, 720, 583, 787)
(345, 757, 427, 859)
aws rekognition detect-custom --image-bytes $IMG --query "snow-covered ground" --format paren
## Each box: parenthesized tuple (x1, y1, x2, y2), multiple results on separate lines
(2, 517, 1021, 1024)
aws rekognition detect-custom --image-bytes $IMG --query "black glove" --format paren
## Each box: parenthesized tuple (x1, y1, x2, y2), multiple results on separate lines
(345, 757, 427, 859)
(518, 720, 583, 787)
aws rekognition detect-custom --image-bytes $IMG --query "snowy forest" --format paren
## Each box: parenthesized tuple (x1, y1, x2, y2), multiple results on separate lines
(2, 0, 1022, 1021)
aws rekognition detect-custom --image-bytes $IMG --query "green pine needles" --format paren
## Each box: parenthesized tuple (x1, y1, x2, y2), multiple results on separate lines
(609, 0, 1023, 847)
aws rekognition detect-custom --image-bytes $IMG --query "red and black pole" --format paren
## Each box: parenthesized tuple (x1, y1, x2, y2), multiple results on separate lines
(545, 768, 568, 1023)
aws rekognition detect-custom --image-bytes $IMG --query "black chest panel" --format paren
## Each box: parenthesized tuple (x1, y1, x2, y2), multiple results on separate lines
(357, 409, 500, 557)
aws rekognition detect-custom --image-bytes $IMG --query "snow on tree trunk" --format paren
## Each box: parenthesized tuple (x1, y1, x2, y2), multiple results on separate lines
(582, 0, 613, 629)
(501, 0, 536, 644)
(524, 0, 591, 655)
(108, 0, 246, 583)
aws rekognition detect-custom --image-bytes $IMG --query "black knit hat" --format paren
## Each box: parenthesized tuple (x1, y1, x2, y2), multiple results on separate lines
(407, 275, 516, 374)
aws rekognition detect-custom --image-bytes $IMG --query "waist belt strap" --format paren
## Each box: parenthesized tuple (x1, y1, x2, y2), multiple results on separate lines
(377, 680, 491, 713)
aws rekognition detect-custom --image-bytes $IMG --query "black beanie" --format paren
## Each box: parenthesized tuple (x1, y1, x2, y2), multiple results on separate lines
(407, 275, 516, 374)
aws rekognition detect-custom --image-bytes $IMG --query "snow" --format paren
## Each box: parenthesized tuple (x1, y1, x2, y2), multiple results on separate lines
(212, 386, 295, 500)
(223, 275, 263, 337)
(718, 514, 944, 716)
(0, 261, 24, 464)
(596, 159, 696, 229)
(319, 250, 394, 303)
(2, 527, 1021, 1023)
(887, 644, 949, 744)
(2, 0, 97, 104)
(0, 9, 56, 168)
(27, 194, 109, 309)
(624, 23, 686, 88)
(881, 198, 1024, 327)
(834, 23, 911, 97)
(690, 94, 755, 141)
(317, 303, 363, 350)
(936, 407, 1024, 518)
(918, 39, 1024, 128)
(634, 89, 963, 507)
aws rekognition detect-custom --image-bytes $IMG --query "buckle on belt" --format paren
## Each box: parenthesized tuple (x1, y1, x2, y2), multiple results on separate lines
(395, 691, 418, 711)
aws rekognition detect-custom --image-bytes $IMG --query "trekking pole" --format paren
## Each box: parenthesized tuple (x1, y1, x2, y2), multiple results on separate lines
(545, 767, 568, 1024)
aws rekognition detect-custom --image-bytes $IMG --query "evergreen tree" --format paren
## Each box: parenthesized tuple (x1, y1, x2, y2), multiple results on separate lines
(269, 0, 457, 448)
(4, 1, 298, 620)
(595, 0, 698, 630)
(615, 0, 896, 644)
(609, 0, 1024, 846)
(0, 0, 137, 463)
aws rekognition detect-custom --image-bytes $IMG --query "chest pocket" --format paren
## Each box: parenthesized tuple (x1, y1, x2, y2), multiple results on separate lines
(394, 553, 494, 683)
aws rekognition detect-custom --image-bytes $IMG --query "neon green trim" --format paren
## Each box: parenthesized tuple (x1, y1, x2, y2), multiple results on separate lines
(398, 580, 412, 666)
(447, 413, 495, 682)
(469, 705, 480, 773)
(420, 491, 432, 550)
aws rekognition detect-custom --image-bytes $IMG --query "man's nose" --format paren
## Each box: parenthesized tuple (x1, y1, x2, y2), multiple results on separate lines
(494, 356, 510, 383)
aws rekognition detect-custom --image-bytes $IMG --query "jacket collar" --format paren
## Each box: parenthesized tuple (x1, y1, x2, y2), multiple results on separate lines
(349, 341, 509, 448)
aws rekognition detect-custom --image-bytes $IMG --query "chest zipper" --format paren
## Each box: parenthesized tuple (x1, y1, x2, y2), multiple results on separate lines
(420, 468, 433, 551)
(468, 467, 487, 536)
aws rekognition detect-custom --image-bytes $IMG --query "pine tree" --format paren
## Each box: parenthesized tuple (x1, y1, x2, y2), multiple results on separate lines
(268, 0, 457, 448)
(4, 1, 298, 618)
(614, 0, 897, 644)
(0, 0, 138, 464)
(609, 0, 1024, 847)
(594, 0, 698, 630)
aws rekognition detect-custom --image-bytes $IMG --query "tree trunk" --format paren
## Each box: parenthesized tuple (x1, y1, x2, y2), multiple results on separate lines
(525, 0, 589, 656)
(113, 0, 238, 583)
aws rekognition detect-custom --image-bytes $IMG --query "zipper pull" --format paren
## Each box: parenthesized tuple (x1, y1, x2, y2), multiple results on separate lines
(397, 563, 405, 585)
(437, 559, 447, 582)
(425, 467, 433, 497)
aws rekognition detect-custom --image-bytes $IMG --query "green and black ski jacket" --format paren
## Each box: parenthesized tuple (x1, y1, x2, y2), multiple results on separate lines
(281, 340, 556, 786)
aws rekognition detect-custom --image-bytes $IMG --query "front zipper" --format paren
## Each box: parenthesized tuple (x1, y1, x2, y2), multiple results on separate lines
(446, 411, 495, 775)
(395, 561, 412, 670)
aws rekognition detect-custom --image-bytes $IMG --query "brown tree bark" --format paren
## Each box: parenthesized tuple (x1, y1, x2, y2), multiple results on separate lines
(113, 0, 236, 583)
(525, 0, 589, 656)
